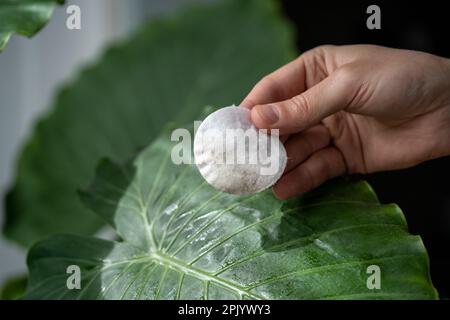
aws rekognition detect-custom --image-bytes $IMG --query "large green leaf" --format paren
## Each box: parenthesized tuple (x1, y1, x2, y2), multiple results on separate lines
(4, 0, 295, 247)
(0, 0, 62, 51)
(24, 130, 438, 299)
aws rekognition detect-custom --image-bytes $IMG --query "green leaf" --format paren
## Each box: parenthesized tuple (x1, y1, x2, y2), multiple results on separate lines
(4, 0, 296, 247)
(24, 130, 438, 299)
(1, 274, 27, 300)
(0, 0, 63, 51)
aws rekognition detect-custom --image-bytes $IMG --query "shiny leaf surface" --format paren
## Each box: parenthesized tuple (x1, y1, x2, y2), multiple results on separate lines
(24, 130, 438, 299)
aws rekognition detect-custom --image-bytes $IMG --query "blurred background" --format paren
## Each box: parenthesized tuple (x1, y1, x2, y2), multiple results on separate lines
(1, 0, 449, 297)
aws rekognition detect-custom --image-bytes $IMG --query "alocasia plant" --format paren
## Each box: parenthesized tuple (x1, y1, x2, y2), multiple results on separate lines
(0, 0, 63, 51)
(2, 0, 438, 300)
(3, 0, 295, 247)
(23, 128, 438, 299)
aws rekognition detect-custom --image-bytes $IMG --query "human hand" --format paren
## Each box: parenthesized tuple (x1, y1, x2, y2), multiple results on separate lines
(242, 45, 450, 200)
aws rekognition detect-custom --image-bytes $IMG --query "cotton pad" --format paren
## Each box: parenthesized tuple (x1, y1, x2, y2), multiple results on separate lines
(194, 105, 287, 195)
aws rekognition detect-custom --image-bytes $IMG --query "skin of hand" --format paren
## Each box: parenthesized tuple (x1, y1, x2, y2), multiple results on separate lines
(241, 45, 450, 200)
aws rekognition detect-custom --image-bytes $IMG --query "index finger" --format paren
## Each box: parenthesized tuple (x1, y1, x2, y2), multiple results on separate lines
(240, 47, 330, 109)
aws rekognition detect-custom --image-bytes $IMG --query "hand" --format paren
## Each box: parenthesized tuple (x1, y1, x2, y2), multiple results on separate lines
(242, 45, 450, 200)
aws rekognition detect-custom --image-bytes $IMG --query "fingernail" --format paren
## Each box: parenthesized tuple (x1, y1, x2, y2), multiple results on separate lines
(256, 105, 279, 125)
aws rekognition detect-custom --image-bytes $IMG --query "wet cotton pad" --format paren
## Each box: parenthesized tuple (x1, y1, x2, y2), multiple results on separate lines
(194, 105, 287, 195)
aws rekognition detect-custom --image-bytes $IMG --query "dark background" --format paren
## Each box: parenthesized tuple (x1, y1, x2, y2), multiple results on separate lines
(279, 0, 450, 298)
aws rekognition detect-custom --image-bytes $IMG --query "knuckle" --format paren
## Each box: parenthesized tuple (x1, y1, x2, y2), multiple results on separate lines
(327, 147, 347, 177)
(304, 45, 334, 59)
(301, 47, 331, 82)
(315, 44, 336, 55)
(333, 64, 357, 87)
(289, 94, 312, 121)
(312, 125, 331, 147)
(333, 64, 371, 108)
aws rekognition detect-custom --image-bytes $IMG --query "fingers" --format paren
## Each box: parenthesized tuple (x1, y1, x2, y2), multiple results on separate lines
(284, 125, 330, 172)
(241, 47, 331, 109)
(280, 135, 290, 144)
(273, 147, 346, 200)
(241, 74, 292, 109)
(251, 66, 359, 135)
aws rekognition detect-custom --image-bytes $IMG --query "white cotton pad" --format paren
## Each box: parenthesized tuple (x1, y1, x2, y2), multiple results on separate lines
(194, 105, 287, 195)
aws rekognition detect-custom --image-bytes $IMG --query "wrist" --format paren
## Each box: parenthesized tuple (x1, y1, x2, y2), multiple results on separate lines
(437, 57, 450, 157)
(439, 56, 450, 108)
(441, 56, 450, 85)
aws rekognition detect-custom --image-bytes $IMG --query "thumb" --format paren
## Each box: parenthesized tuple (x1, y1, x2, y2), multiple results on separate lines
(250, 67, 358, 134)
